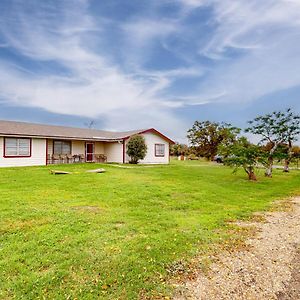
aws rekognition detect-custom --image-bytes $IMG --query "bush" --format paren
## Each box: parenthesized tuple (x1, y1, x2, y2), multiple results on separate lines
(126, 135, 147, 164)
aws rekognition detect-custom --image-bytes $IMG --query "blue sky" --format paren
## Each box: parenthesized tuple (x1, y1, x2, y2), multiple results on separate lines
(0, 0, 300, 142)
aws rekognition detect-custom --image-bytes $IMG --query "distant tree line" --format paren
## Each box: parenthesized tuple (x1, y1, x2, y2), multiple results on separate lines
(171, 108, 300, 181)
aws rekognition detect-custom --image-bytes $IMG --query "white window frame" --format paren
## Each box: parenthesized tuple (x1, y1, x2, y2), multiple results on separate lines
(155, 144, 165, 157)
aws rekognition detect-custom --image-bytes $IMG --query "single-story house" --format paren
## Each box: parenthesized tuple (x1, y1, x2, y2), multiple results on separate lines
(0, 120, 175, 168)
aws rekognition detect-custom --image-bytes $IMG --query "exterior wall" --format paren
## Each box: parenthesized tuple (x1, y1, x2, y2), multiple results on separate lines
(104, 142, 123, 163)
(71, 140, 85, 155)
(47, 139, 53, 155)
(47, 140, 106, 158)
(0, 137, 46, 167)
(125, 132, 170, 164)
(95, 142, 105, 154)
(71, 140, 104, 155)
(0, 133, 170, 167)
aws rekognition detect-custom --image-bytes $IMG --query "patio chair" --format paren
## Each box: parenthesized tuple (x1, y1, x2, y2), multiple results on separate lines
(79, 154, 85, 162)
(52, 154, 61, 164)
(99, 154, 107, 163)
(59, 154, 68, 164)
(66, 154, 74, 164)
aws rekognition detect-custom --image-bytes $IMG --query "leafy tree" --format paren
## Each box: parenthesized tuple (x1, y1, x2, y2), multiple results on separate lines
(291, 145, 300, 169)
(261, 142, 289, 165)
(170, 143, 189, 156)
(292, 145, 300, 158)
(246, 108, 300, 176)
(187, 121, 240, 160)
(126, 135, 147, 164)
(220, 137, 264, 181)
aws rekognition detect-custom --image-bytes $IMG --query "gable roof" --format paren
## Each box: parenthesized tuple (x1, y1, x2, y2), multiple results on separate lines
(0, 120, 175, 143)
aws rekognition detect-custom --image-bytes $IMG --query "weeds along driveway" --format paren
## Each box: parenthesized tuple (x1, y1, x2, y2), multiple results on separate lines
(175, 197, 300, 300)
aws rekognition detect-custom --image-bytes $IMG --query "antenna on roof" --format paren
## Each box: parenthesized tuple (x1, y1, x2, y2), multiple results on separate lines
(84, 120, 96, 129)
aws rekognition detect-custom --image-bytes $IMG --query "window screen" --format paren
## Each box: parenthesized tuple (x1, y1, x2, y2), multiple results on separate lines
(4, 138, 31, 157)
(155, 144, 165, 157)
(53, 140, 71, 155)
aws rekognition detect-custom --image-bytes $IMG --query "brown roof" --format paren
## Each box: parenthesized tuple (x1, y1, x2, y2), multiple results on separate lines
(0, 120, 174, 143)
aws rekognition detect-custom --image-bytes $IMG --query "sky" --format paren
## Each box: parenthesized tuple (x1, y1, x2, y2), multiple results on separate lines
(0, 0, 300, 143)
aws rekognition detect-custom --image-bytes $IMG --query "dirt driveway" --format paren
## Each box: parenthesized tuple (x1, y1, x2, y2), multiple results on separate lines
(175, 197, 300, 300)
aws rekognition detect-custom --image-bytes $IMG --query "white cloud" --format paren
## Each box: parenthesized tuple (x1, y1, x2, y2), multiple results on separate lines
(176, 0, 300, 106)
(199, 0, 300, 59)
(177, 0, 207, 9)
(122, 18, 178, 46)
(0, 0, 188, 133)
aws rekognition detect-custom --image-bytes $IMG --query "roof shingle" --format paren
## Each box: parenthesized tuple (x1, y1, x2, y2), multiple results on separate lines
(0, 120, 146, 141)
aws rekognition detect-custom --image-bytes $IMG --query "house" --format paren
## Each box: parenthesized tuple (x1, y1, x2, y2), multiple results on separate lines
(0, 120, 175, 168)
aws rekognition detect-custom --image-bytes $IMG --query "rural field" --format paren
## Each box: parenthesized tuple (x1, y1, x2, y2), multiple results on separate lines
(0, 160, 299, 299)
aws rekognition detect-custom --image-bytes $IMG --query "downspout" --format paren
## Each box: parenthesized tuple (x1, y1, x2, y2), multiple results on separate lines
(122, 139, 125, 164)
(45, 138, 48, 166)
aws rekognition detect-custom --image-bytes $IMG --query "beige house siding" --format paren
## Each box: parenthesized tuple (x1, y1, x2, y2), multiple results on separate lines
(71, 140, 85, 155)
(47, 139, 53, 155)
(70, 140, 105, 156)
(95, 142, 105, 154)
(0, 137, 46, 167)
(104, 142, 123, 163)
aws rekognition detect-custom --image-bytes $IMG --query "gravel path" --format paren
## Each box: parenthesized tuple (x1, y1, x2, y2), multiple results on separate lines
(175, 197, 300, 300)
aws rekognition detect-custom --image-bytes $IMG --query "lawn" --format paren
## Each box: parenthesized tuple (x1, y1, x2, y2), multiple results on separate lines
(0, 160, 299, 299)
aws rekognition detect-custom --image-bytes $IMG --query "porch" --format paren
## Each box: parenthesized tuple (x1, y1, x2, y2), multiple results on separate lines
(46, 139, 109, 165)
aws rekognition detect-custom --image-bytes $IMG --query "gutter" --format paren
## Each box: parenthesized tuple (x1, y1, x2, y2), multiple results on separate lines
(0, 133, 124, 142)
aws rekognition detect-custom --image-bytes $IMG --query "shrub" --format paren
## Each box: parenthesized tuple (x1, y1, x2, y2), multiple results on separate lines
(126, 135, 147, 164)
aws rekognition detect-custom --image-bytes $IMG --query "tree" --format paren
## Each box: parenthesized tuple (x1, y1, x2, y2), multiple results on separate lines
(261, 142, 289, 167)
(170, 143, 189, 156)
(291, 145, 300, 169)
(246, 108, 300, 177)
(220, 137, 264, 181)
(126, 135, 147, 164)
(187, 121, 240, 160)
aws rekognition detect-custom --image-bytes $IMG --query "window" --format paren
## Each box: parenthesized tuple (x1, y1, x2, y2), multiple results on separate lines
(53, 140, 71, 155)
(155, 144, 165, 157)
(4, 138, 31, 157)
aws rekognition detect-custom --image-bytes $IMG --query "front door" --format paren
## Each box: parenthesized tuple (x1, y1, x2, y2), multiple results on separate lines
(86, 143, 94, 162)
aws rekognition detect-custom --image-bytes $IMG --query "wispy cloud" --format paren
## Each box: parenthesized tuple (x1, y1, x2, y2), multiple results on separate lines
(176, 0, 300, 105)
(122, 18, 178, 46)
(0, 0, 188, 136)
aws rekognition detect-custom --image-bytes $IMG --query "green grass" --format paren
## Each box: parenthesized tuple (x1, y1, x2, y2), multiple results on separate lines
(0, 160, 299, 299)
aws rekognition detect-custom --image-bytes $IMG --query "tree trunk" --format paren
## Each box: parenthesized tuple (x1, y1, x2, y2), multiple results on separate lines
(265, 144, 278, 177)
(283, 140, 292, 173)
(265, 157, 273, 177)
(283, 159, 289, 172)
(248, 170, 257, 181)
(245, 167, 257, 181)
